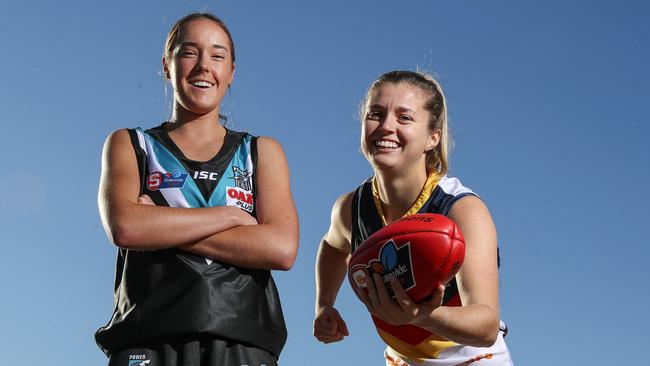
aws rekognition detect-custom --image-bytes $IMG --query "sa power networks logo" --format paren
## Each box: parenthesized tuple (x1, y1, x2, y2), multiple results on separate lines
(128, 354, 150, 366)
(350, 239, 416, 297)
(147, 169, 188, 191)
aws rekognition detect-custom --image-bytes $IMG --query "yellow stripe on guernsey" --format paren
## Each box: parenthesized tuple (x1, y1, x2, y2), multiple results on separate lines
(371, 172, 441, 225)
(378, 328, 458, 360)
(371, 172, 459, 360)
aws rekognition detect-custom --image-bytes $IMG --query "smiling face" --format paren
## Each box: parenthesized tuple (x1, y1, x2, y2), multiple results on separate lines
(361, 82, 440, 175)
(163, 18, 235, 118)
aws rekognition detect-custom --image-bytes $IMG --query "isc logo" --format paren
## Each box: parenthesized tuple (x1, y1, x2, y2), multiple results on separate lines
(193, 171, 219, 181)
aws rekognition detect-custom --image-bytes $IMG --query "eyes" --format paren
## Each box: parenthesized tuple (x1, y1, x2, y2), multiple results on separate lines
(366, 110, 415, 123)
(366, 111, 382, 120)
(177, 47, 227, 61)
(398, 114, 415, 122)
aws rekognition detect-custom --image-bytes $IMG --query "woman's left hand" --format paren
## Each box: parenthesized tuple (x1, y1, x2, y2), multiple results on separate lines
(358, 273, 445, 326)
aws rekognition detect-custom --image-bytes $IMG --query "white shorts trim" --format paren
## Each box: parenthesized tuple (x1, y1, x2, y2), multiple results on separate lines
(384, 323, 513, 366)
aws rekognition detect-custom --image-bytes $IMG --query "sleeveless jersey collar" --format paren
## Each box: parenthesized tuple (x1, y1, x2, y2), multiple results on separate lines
(371, 172, 441, 226)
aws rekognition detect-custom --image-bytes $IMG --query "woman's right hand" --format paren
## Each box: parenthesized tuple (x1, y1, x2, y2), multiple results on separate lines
(231, 206, 258, 226)
(313, 305, 349, 343)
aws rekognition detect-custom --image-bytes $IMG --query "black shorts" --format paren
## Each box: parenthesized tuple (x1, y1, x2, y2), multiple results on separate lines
(107, 336, 278, 366)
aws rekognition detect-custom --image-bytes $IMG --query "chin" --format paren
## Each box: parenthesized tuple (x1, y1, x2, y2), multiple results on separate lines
(369, 156, 399, 172)
(181, 102, 219, 116)
(194, 106, 219, 115)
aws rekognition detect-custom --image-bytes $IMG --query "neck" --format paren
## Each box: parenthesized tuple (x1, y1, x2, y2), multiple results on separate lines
(168, 106, 225, 137)
(170, 101, 223, 125)
(374, 166, 428, 223)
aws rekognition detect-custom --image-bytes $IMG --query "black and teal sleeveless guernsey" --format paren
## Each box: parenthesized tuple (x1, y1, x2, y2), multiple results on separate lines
(95, 124, 287, 358)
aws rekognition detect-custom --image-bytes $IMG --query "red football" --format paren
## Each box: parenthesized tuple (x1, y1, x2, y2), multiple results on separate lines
(348, 213, 466, 303)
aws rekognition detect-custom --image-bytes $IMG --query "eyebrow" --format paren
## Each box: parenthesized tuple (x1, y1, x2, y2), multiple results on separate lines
(177, 41, 229, 52)
(368, 104, 418, 114)
(396, 106, 418, 114)
(367, 104, 385, 110)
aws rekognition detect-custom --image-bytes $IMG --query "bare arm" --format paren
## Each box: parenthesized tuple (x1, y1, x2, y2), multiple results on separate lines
(180, 137, 299, 270)
(98, 129, 255, 249)
(420, 196, 501, 346)
(313, 192, 353, 343)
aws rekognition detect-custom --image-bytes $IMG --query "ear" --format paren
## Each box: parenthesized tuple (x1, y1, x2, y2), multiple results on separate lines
(426, 129, 441, 152)
(162, 56, 171, 80)
(228, 63, 236, 86)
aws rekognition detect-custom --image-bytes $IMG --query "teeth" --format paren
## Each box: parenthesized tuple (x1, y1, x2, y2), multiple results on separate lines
(192, 81, 213, 88)
(375, 140, 398, 148)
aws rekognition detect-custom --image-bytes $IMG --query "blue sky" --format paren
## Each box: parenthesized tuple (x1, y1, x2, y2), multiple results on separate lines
(0, 1, 648, 365)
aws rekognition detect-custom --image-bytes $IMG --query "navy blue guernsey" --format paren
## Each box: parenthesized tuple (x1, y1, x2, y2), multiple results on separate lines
(95, 124, 287, 357)
(350, 176, 482, 306)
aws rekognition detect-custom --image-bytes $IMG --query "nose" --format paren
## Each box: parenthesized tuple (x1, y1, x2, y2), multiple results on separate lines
(377, 114, 397, 133)
(195, 52, 211, 73)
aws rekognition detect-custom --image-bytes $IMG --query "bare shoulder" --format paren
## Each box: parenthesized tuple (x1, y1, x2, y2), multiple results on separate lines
(104, 128, 131, 151)
(448, 195, 493, 226)
(101, 128, 138, 171)
(253, 136, 290, 187)
(324, 191, 355, 254)
(98, 128, 141, 221)
(251, 135, 297, 226)
(331, 191, 354, 227)
(256, 136, 286, 158)
(449, 195, 497, 253)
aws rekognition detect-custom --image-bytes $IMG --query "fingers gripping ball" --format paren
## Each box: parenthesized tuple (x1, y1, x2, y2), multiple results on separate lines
(348, 213, 465, 303)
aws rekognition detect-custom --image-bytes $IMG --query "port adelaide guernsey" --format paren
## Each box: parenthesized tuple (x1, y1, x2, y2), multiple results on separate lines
(95, 124, 287, 357)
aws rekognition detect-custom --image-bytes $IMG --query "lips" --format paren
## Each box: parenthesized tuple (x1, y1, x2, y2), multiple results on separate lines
(375, 139, 399, 149)
(372, 137, 402, 154)
(189, 80, 214, 88)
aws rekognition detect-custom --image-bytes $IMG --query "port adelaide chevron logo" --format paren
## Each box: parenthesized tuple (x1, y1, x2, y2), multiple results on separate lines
(232, 166, 252, 191)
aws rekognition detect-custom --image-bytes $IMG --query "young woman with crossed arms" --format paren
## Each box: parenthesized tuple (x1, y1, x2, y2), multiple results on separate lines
(96, 13, 298, 366)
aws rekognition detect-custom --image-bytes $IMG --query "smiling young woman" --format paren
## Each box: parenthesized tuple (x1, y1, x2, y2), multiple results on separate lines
(163, 16, 235, 120)
(313, 71, 513, 365)
(95, 13, 298, 366)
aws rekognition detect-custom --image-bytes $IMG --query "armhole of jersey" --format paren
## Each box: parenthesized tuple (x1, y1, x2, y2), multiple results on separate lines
(350, 187, 362, 253)
(444, 192, 477, 215)
(446, 192, 501, 268)
(126, 128, 146, 196)
(497, 247, 501, 268)
(251, 135, 259, 219)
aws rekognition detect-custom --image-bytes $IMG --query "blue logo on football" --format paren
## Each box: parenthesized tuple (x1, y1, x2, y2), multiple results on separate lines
(380, 240, 398, 271)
